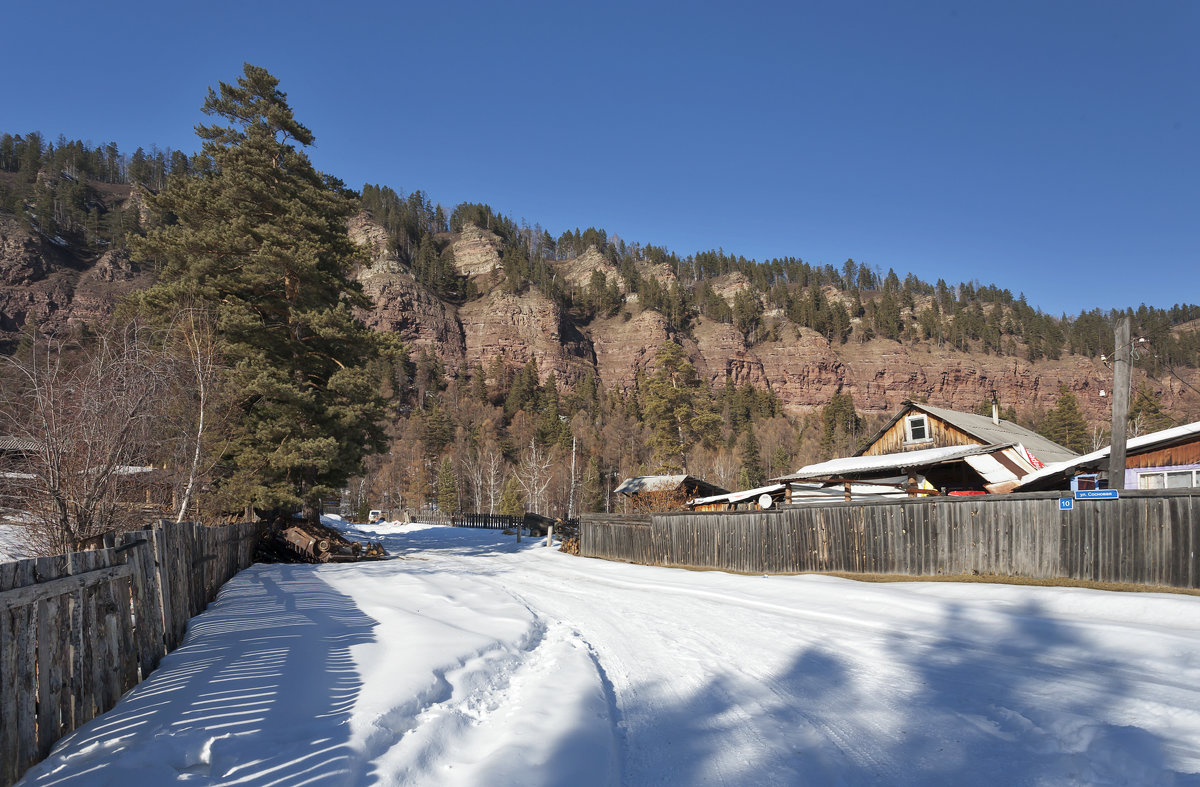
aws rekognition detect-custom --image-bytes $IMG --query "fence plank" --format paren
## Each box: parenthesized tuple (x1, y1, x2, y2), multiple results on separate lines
(0, 562, 21, 785)
(34, 555, 68, 759)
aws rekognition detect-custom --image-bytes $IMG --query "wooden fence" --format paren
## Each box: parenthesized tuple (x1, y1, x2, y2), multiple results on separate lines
(581, 490, 1200, 589)
(0, 519, 261, 785)
(452, 513, 524, 530)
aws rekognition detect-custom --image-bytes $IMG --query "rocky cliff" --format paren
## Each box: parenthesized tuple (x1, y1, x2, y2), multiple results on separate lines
(0, 215, 152, 349)
(2, 210, 1198, 425)
(459, 288, 594, 385)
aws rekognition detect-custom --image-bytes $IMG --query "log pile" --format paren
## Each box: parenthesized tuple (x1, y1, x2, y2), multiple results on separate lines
(255, 517, 386, 564)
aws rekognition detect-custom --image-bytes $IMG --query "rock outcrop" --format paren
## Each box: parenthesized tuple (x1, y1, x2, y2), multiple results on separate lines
(0, 216, 152, 348)
(451, 223, 502, 278)
(351, 214, 465, 364)
(458, 288, 594, 385)
(587, 309, 674, 391)
(550, 246, 625, 293)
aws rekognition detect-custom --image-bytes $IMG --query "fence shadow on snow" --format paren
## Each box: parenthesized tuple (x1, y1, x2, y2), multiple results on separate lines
(0, 520, 261, 786)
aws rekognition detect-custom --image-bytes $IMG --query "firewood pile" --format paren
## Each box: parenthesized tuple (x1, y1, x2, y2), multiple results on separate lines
(255, 516, 387, 563)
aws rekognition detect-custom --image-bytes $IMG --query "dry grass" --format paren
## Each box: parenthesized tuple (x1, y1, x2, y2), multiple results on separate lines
(818, 571, 1200, 596)
(654, 561, 1200, 596)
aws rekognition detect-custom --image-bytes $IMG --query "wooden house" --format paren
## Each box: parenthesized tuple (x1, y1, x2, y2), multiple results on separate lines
(1018, 420, 1200, 491)
(858, 401, 1078, 466)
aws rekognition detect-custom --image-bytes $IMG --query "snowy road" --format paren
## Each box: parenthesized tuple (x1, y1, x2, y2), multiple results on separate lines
(18, 523, 1200, 786)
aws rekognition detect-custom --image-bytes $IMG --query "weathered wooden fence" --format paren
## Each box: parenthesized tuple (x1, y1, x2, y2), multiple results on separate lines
(0, 519, 261, 785)
(581, 490, 1200, 589)
(452, 513, 523, 530)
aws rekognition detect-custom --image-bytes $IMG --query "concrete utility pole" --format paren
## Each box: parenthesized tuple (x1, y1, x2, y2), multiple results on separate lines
(1109, 316, 1132, 490)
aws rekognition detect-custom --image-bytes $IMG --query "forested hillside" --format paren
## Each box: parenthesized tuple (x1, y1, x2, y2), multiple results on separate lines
(3, 104, 1199, 521)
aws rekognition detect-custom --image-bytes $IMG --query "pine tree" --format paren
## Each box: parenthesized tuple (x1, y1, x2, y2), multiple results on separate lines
(132, 64, 386, 521)
(436, 456, 457, 513)
(499, 476, 525, 516)
(740, 428, 765, 488)
(820, 393, 863, 457)
(1128, 383, 1173, 436)
(1038, 387, 1091, 454)
(641, 341, 722, 472)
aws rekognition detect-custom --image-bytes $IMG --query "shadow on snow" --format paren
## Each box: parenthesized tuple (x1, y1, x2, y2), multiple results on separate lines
(21, 564, 378, 786)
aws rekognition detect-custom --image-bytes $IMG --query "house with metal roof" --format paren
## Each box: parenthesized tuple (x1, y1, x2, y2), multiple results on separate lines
(1016, 420, 1200, 492)
(856, 400, 1078, 467)
(773, 442, 1041, 501)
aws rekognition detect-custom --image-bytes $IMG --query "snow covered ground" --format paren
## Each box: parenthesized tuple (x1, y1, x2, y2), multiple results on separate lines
(17, 521, 1200, 786)
(0, 523, 34, 562)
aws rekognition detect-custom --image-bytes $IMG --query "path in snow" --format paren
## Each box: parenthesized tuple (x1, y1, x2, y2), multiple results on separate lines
(17, 523, 1200, 786)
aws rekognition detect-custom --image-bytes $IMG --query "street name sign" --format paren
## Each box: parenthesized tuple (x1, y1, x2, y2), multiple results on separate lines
(1074, 489, 1120, 500)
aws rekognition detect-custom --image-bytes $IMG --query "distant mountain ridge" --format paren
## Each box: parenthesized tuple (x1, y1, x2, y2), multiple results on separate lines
(1, 152, 1198, 432)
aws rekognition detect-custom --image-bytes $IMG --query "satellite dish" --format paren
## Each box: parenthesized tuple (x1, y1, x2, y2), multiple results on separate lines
(758, 493, 774, 509)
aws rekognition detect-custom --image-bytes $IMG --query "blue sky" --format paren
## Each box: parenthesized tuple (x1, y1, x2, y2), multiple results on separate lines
(4, 1, 1196, 315)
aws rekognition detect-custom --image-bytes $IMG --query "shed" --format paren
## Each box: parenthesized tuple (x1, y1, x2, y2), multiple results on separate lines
(615, 474, 728, 512)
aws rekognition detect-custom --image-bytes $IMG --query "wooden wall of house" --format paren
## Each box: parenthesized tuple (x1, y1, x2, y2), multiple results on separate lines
(861, 413, 981, 456)
(1126, 437, 1200, 469)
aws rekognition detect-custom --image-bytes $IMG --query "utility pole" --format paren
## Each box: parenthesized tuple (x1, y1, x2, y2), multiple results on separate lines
(1109, 316, 1131, 490)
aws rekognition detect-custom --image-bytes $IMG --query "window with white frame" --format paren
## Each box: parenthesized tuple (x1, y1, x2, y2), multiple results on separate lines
(904, 414, 931, 443)
(1137, 469, 1199, 489)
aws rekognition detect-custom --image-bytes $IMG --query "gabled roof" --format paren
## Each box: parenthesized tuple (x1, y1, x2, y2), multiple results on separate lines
(1016, 420, 1200, 491)
(857, 401, 1079, 465)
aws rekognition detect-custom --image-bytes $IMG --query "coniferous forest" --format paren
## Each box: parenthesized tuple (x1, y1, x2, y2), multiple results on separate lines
(1, 64, 1199, 540)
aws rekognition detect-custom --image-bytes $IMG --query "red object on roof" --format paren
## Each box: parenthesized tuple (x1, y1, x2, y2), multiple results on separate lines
(947, 490, 986, 496)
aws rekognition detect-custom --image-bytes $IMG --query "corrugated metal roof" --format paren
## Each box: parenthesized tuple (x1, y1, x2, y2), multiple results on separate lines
(777, 444, 1004, 481)
(910, 403, 1080, 464)
(0, 436, 39, 452)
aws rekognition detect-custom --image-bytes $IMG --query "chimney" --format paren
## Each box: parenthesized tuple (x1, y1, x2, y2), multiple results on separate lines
(991, 391, 1000, 425)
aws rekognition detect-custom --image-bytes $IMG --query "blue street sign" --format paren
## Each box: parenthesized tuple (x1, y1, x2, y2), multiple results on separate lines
(1059, 498, 1074, 511)
(1075, 489, 1120, 500)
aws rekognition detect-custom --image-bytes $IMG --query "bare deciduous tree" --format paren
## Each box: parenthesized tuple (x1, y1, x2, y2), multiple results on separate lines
(516, 438, 554, 515)
(0, 324, 169, 555)
(159, 308, 230, 523)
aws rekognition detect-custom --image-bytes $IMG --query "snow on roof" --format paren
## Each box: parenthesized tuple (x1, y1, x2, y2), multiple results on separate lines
(0, 436, 39, 452)
(614, 474, 689, 495)
(690, 483, 786, 507)
(1016, 419, 1200, 489)
(777, 443, 1008, 481)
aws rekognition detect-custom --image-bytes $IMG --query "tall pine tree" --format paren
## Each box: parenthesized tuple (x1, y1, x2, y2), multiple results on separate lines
(132, 64, 385, 521)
